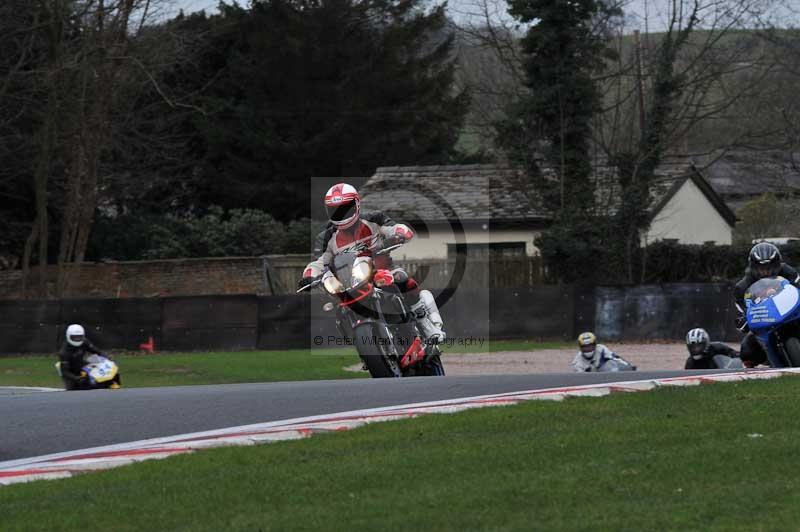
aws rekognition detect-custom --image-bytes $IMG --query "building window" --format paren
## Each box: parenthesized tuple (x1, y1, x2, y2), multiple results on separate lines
(447, 242, 526, 258)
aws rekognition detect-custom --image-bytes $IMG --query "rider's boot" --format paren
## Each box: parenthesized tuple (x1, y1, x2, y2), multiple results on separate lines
(410, 290, 446, 344)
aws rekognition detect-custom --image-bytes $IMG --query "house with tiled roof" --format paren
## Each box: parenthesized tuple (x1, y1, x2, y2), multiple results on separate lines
(360, 162, 736, 260)
(695, 150, 800, 212)
(591, 158, 737, 246)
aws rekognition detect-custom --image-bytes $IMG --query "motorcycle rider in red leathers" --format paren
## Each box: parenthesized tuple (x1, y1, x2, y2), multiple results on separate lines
(298, 183, 446, 344)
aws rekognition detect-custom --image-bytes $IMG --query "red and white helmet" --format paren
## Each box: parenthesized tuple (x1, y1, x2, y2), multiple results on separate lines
(324, 183, 360, 229)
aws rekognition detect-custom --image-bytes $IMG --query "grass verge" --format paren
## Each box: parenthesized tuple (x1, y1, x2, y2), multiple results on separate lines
(0, 349, 364, 388)
(0, 339, 569, 388)
(3, 376, 799, 531)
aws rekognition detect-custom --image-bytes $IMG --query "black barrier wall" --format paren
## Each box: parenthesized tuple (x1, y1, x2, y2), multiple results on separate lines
(162, 296, 258, 350)
(0, 300, 61, 353)
(0, 298, 161, 354)
(593, 284, 739, 341)
(0, 283, 742, 354)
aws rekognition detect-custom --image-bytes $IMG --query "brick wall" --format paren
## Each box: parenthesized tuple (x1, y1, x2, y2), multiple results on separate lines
(0, 255, 549, 300)
(0, 255, 310, 300)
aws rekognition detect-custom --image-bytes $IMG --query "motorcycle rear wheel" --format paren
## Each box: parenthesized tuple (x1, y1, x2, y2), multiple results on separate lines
(784, 337, 800, 367)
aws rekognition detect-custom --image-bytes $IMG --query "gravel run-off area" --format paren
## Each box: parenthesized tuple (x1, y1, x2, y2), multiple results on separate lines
(437, 342, 742, 376)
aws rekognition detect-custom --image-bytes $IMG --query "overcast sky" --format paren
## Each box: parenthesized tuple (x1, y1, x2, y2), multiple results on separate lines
(176, 0, 218, 12)
(172, 0, 654, 23)
(171, 0, 797, 32)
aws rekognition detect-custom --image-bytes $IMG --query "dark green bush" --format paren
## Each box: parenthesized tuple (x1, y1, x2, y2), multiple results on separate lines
(87, 208, 318, 261)
(536, 232, 782, 284)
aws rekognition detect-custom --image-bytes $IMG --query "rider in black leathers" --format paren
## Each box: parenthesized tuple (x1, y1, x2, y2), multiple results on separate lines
(684, 328, 740, 370)
(733, 243, 800, 367)
(58, 324, 120, 390)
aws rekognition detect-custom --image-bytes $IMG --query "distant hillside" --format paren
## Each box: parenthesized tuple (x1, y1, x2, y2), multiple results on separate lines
(453, 25, 800, 157)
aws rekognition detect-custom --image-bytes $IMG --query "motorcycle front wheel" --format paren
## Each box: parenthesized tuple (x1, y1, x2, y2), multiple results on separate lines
(421, 354, 445, 376)
(784, 337, 800, 367)
(353, 323, 401, 378)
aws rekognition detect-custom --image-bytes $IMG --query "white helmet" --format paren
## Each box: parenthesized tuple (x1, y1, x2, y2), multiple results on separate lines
(66, 324, 85, 347)
(324, 183, 361, 229)
(686, 328, 709, 359)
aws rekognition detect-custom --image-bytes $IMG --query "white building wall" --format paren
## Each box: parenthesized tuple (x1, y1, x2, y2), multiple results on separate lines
(396, 226, 541, 259)
(645, 179, 733, 245)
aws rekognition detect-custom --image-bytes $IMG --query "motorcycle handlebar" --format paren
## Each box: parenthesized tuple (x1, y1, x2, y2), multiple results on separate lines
(298, 237, 406, 292)
(296, 276, 323, 293)
(375, 243, 404, 256)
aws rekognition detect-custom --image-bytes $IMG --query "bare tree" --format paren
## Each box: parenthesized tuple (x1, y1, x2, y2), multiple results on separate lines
(592, 0, 784, 281)
(56, 1, 157, 295)
(4, 0, 196, 297)
(17, 0, 68, 297)
(450, 0, 794, 283)
(450, 0, 631, 158)
(449, 0, 529, 156)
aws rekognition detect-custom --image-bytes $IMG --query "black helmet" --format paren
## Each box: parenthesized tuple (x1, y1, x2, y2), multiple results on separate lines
(749, 242, 781, 279)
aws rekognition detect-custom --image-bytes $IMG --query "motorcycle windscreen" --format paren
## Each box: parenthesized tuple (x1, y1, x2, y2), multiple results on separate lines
(745, 278, 800, 329)
(332, 252, 357, 287)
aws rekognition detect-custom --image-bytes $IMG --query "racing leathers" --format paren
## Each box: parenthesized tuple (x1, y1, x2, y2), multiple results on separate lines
(303, 216, 445, 343)
(733, 264, 800, 367)
(571, 344, 622, 372)
(684, 342, 739, 370)
(313, 210, 394, 257)
(58, 339, 103, 390)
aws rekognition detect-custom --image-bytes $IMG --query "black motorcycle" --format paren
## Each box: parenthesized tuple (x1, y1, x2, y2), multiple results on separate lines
(298, 238, 444, 378)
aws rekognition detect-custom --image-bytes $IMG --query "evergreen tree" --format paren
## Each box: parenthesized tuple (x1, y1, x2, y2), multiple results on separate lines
(498, 0, 618, 213)
(497, 0, 619, 283)
(162, 0, 469, 221)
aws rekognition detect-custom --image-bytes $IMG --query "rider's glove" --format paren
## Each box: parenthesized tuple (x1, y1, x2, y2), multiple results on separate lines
(297, 277, 314, 290)
(392, 225, 414, 240)
(382, 235, 403, 249)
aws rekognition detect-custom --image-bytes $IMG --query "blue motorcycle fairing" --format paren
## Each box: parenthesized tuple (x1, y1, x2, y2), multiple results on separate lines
(745, 278, 800, 367)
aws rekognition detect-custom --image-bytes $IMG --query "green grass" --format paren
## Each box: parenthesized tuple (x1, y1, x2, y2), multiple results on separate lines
(0, 339, 568, 388)
(4, 376, 800, 531)
(0, 349, 364, 388)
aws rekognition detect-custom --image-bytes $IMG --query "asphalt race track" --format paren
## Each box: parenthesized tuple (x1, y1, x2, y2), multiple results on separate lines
(2, 370, 733, 462)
